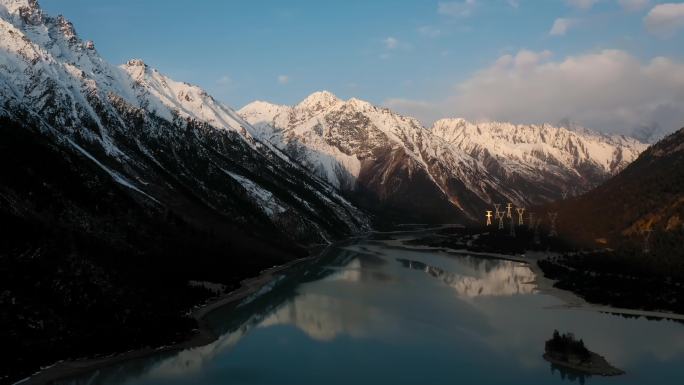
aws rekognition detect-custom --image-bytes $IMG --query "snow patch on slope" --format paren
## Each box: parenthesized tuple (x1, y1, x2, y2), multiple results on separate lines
(431, 119, 647, 176)
(222, 169, 287, 217)
(67, 138, 159, 204)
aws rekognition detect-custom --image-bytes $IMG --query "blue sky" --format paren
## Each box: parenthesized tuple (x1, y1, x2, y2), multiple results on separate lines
(40, 0, 684, 133)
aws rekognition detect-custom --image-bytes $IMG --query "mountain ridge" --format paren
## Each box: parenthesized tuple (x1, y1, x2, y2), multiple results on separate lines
(239, 91, 647, 222)
(552, 126, 684, 252)
(0, 2, 368, 242)
(0, 2, 368, 381)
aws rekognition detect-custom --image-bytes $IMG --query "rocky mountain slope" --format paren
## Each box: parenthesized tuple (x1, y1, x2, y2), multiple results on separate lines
(0, 1, 367, 381)
(534, 127, 684, 314)
(241, 92, 510, 223)
(0, 1, 367, 243)
(240, 92, 646, 222)
(551, 127, 684, 262)
(432, 119, 646, 203)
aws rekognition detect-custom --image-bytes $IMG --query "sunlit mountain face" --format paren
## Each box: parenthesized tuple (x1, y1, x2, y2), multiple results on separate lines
(2, 1, 684, 384)
(239, 93, 646, 223)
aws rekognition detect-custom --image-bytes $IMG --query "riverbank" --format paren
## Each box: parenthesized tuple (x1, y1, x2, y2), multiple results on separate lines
(543, 352, 625, 377)
(16, 227, 684, 385)
(18, 226, 684, 384)
(537, 253, 684, 316)
(543, 352, 625, 376)
(17, 252, 322, 385)
(391, 231, 684, 322)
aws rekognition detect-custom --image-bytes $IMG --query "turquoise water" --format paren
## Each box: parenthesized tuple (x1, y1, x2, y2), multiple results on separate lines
(59, 236, 684, 385)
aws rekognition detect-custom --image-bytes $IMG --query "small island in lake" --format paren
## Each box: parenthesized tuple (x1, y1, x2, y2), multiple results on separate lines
(544, 330, 625, 376)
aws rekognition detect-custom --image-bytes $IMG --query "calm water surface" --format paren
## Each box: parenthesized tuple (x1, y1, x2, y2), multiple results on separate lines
(59, 233, 684, 385)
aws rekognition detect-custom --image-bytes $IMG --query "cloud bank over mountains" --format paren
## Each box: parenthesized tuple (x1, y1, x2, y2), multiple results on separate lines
(645, 3, 684, 38)
(385, 49, 684, 137)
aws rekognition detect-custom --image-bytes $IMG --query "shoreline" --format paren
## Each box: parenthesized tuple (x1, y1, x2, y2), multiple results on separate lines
(17, 227, 684, 384)
(543, 353, 625, 376)
(18, 250, 324, 385)
(389, 237, 684, 322)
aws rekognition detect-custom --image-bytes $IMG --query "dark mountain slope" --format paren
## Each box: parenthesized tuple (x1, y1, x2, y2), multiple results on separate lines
(535, 128, 684, 314)
(0, 1, 368, 382)
(0, 116, 313, 382)
(551, 127, 684, 276)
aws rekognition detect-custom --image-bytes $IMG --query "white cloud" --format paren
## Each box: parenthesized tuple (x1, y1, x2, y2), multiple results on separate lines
(388, 49, 684, 135)
(452, 49, 684, 133)
(277, 75, 290, 85)
(507, 0, 520, 8)
(217, 75, 232, 85)
(379, 36, 413, 57)
(418, 26, 442, 38)
(565, 0, 599, 9)
(550, 18, 579, 36)
(384, 36, 399, 49)
(617, 0, 650, 11)
(645, 3, 684, 38)
(438, 0, 477, 17)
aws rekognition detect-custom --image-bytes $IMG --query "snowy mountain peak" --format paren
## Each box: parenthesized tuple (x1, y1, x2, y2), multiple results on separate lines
(432, 118, 466, 128)
(126, 58, 146, 68)
(123, 59, 149, 81)
(0, 0, 37, 13)
(55, 14, 76, 40)
(0, 0, 41, 25)
(0, 0, 369, 250)
(240, 93, 647, 219)
(431, 118, 647, 179)
(346, 97, 374, 111)
(295, 90, 341, 111)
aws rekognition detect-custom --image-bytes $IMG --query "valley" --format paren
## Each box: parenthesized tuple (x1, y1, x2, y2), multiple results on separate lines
(1, 1, 683, 384)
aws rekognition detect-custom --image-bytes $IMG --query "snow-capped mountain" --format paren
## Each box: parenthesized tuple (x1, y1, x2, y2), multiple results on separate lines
(1, 2, 374, 379)
(240, 91, 516, 222)
(431, 119, 647, 201)
(0, 0, 368, 245)
(240, 92, 647, 221)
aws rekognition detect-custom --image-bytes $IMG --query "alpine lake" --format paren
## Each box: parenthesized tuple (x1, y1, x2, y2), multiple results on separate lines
(55, 226, 684, 385)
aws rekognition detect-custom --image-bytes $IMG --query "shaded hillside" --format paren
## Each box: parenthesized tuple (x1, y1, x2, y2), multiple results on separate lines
(0, 117, 311, 383)
(548, 127, 684, 276)
(0, 1, 367, 382)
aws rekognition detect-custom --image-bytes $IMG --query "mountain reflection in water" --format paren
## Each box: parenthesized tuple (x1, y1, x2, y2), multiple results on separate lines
(56, 238, 684, 385)
(396, 257, 537, 298)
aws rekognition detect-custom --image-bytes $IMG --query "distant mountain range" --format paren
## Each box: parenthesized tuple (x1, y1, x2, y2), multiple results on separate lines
(0, 0, 646, 230)
(240, 92, 646, 223)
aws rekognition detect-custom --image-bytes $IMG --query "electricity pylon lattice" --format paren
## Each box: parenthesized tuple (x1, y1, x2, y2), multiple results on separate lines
(516, 207, 526, 226)
(495, 209, 505, 230)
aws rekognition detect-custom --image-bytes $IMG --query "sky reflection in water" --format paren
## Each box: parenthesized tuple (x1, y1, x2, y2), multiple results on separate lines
(61, 240, 684, 385)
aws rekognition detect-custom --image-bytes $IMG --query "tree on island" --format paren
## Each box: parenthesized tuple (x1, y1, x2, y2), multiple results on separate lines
(545, 330, 591, 362)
